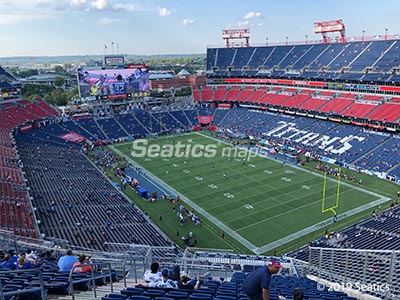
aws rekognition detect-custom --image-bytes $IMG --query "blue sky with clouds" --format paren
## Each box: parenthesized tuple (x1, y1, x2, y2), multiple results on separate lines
(1, 0, 400, 57)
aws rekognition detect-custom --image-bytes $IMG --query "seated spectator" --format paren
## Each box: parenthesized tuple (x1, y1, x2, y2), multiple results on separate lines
(73, 254, 93, 273)
(17, 256, 33, 269)
(58, 249, 78, 272)
(42, 250, 57, 262)
(177, 274, 199, 290)
(138, 268, 177, 288)
(168, 265, 180, 281)
(0, 254, 16, 269)
(144, 262, 162, 283)
(293, 287, 304, 300)
(26, 249, 40, 263)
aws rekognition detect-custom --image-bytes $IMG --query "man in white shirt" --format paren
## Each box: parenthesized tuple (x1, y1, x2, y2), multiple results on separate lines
(25, 249, 39, 263)
(140, 268, 177, 289)
(143, 262, 162, 283)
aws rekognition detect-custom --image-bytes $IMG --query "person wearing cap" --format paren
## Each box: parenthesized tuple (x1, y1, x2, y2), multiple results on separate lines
(243, 258, 283, 300)
(168, 265, 181, 281)
(138, 268, 177, 289)
(177, 274, 200, 290)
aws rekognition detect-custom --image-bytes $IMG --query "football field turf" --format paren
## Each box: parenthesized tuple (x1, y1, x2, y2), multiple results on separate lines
(112, 132, 389, 254)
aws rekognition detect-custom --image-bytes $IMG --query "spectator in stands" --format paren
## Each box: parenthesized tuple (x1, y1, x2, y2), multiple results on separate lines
(42, 250, 57, 262)
(143, 262, 162, 283)
(73, 254, 93, 273)
(177, 274, 199, 290)
(138, 268, 177, 288)
(58, 249, 78, 272)
(243, 258, 283, 300)
(26, 248, 40, 263)
(0, 254, 16, 269)
(293, 287, 304, 300)
(17, 256, 33, 269)
(168, 265, 180, 281)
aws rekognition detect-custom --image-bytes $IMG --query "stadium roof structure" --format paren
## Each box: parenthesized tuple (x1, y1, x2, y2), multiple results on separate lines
(0, 66, 16, 82)
(0, 81, 14, 89)
(149, 73, 174, 80)
(177, 69, 191, 76)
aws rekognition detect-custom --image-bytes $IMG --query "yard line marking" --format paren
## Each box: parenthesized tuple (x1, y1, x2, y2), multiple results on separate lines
(110, 144, 258, 252)
(112, 134, 390, 255)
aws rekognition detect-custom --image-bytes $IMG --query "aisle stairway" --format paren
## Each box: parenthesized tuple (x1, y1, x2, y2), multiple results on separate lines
(49, 277, 138, 300)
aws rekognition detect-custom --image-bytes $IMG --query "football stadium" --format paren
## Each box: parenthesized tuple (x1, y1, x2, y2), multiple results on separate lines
(1, 17, 400, 300)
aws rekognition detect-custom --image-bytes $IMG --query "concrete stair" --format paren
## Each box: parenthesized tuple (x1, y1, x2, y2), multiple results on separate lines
(48, 278, 138, 300)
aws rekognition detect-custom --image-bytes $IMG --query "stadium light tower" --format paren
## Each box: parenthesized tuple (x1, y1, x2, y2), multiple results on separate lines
(385, 28, 388, 40)
(285, 36, 288, 46)
(266, 37, 269, 46)
(222, 28, 250, 47)
(305, 35, 308, 44)
(313, 19, 347, 43)
(362, 30, 365, 42)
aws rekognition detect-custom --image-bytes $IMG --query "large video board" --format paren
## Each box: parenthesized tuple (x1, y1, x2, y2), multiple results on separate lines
(78, 65, 149, 98)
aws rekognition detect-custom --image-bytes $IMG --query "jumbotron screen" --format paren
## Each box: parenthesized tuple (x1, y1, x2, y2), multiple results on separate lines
(77, 65, 149, 98)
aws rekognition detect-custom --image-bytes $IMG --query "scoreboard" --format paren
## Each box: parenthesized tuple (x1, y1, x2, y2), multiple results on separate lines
(77, 64, 150, 99)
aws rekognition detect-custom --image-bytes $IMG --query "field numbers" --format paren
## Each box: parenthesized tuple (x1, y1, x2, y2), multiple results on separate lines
(195, 176, 203, 181)
(182, 169, 190, 174)
(172, 163, 179, 167)
(243, 204, 254, 209)
(264, 170, 272, 174)
(224, 193, 234, 198)
(249, 164, 255, 168)
(302, 185, 310, 190)
(208, 184, 218, 189)
(281, 177, 292, 182)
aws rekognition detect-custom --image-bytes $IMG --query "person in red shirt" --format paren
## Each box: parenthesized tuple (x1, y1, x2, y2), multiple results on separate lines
(73, 254, 92, 273)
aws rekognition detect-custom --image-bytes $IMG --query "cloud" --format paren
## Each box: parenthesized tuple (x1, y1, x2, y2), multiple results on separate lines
(0, 13, 56, 25)
(97, 16, 125, 25)
(69, 0, 137, 12)
(236, 21, 249, 27)
(244, 11, 262, 20)
(0, 0, 141, 26)
(1, 0, 139, 13)
(182, 18, 194, 26)
(70, 0, 86, 6)
(158, 7, 171, 17)
(90, 0, 107, 10)
(112, 3, 136, 12)
(234, 11, 263, 28)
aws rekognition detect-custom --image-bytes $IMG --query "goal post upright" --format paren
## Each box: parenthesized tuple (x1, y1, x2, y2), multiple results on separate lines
(322, 167, 342, 214)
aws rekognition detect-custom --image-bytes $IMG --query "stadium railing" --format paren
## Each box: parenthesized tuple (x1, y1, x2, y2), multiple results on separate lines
(0, 268, 46, 300)
(307, 246, 399, 300)
(69, 261, 114, 300)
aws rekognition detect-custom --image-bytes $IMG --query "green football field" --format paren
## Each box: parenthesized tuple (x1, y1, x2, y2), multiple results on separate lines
(111, 132, 389, 254)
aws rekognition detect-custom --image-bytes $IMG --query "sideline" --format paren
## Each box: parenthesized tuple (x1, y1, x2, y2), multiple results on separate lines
(111, 133, 390, 255)
(109, 145, 258, 252)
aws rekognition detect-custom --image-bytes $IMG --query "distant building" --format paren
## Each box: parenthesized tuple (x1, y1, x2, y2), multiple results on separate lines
(21, 74, 73, 87)
(150, 73, 206, 92)
(0, 66, 21, 101)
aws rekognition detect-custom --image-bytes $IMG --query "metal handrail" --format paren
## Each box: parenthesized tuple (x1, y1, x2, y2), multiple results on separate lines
(69, 261, 113, 300)
(0, 268, 46, 300)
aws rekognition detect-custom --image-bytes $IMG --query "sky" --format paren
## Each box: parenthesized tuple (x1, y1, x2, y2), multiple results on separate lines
(1, 0, 400, 57)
